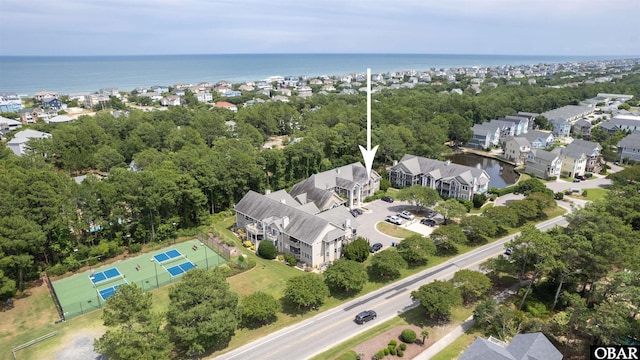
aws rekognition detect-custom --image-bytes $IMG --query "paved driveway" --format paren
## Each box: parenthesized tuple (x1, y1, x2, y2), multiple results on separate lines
(545, 175, 612, 193)
(356, 199, 436, 250)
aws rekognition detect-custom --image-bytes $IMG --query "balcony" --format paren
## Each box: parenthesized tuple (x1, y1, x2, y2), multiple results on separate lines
(245, 223, 263, 236)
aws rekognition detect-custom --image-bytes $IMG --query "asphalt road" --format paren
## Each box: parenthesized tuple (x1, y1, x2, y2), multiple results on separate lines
(214, 215, 568, 360)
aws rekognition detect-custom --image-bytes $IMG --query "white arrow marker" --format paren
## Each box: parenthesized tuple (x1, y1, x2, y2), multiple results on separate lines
(359, 68, 379, 179)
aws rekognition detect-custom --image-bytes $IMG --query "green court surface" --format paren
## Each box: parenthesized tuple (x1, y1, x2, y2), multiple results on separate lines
(52, 239, 225, 319)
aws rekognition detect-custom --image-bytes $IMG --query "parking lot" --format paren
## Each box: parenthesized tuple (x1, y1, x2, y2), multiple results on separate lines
(355, 198, 439, 251)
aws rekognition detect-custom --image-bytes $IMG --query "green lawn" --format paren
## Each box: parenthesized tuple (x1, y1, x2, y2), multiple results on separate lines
(376, 221, 420, 238)
(568, 187, 609, 201)
(431, 331, 482, 360)
(11, 207, 568, 359)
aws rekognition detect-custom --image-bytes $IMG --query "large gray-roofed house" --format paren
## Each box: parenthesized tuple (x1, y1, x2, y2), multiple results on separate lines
(460, 333, 562, 360)
(289, 162, 381, 211)
(235, 190, 358, 268)
(561, 139, 603, 174)
(389, 154, 490, 200)
(617, 131, 640, 163)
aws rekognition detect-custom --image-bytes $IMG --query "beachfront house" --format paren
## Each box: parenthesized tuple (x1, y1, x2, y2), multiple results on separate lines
(0, 93, 23, 113)
(617, 131, 640, 163)
(214, 101, 238, 112)
(195, 92, 213, 103)
(234, 190, 359, 268)
(289, 162, 381, 211)
(389, 154, 490, 200)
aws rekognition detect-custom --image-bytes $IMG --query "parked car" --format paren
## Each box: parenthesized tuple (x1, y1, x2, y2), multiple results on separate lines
(426, 210, 436, 218)
(573, 178, 581, 183)
(381, 196, 394, 203)
(504, 247, 513, 256)
(386, 215, 402, 225)
(354, 310, 377, 324)
(398, 210, 414, 220)
(369, 243, 383, 253)
(350, 208, 363, 217)
(420, 218, 436, 226)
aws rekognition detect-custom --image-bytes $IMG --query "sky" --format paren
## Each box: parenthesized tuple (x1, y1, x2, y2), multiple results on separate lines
(1, 0, 639, 56)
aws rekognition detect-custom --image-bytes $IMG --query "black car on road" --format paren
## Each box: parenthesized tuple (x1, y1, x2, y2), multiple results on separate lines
(381, 196, 394, 203)
(420, 218, 436, 226)
(354, 310, 377, 324)
(369, 242, 383, 253)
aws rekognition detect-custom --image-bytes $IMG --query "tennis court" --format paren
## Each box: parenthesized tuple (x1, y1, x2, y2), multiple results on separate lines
(51, 239, 226, 319)
(90, 267, 122, 284)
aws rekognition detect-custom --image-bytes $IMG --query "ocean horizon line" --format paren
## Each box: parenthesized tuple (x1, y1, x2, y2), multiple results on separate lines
(1, 53, 639, 59)
(2, 53, 638, 96)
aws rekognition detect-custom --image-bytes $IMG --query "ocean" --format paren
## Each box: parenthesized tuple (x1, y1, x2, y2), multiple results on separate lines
(0, 53, 631, 96)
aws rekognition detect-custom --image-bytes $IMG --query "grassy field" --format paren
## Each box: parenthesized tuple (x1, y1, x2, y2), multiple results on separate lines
(5, 205, 568, 360)
(568, 187, 609, 201)
(431, 331, 482, 360)
(376, 221, 420, 238)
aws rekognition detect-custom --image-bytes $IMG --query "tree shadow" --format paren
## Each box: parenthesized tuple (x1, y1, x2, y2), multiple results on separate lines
(279, 297, 316, 317)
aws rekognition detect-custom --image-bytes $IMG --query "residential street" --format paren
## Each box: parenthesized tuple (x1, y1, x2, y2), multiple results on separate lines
(214, 216, 568, 360)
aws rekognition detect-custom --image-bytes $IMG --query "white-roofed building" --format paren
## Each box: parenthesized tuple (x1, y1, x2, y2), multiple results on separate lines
(7, 129, 51, 156)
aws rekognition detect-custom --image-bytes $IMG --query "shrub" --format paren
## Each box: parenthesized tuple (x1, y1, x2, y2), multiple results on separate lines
(548, 176, 557, 180)
(581, 189, 588, 197)
(397, 349, 404, 357)
(401, 329, 417, 343)
(375, 350, 385, 359)
(257, 241, 277, 259)
(283, 254, 297, 266)
(383, 348, 389, 355)
(128, 243, 142, 254)
(399, 343, 407, 351)
(554, 191, 564, 200)
(388, 339, 397, 347)
(472, 193, 487, 209)
(458, 199, 473, 212)
(46, 263, 68, 277)
(243, 241, 253, 248)
(389, 348, 396, 355)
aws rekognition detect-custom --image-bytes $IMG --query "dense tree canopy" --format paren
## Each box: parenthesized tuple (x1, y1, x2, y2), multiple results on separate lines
(166, 269, 240, 355)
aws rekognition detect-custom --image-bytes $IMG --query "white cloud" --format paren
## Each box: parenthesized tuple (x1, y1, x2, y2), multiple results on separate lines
(0, 0, 638, 55)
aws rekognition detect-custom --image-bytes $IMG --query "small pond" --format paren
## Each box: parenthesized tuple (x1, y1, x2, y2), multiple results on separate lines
(448, 153, 519, 189)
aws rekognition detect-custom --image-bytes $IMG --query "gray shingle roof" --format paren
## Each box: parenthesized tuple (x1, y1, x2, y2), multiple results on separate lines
(542, 105, 592, 121)
(522, 130, 553, 144)
(562, 139, 601, 158)
(460, 333, 562, 360)
(235, 191, 355, 245)
(507, 333, 563, 360)
(289, 162, 379, 210)
(618, 131, 640, 149)
(530, 149, 559, 162)
(392, 155, 489, 186)
(459, 337, 516, 360)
